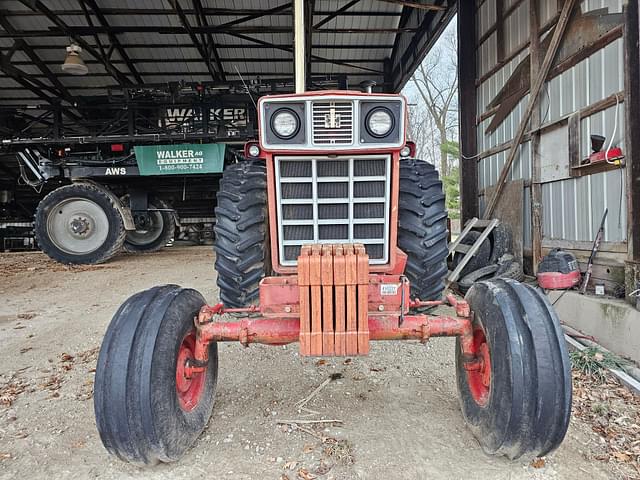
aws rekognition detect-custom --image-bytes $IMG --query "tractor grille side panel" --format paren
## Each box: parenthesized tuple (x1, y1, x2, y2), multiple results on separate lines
(275, 155, 391, 266)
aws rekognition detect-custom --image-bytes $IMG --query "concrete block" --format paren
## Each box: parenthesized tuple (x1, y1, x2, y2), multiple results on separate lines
(549, 290, 640, 365)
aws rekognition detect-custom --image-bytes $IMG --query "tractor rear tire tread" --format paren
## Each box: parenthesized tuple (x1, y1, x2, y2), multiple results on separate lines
(398, 159, 449, 301)
(213, 160, 269, 308)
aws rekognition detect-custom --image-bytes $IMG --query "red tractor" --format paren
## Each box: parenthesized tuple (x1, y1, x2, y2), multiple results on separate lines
(94, 90, 571, 465)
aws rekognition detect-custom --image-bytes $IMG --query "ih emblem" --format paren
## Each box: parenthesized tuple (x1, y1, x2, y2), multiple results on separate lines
(324, 104, 341, 129)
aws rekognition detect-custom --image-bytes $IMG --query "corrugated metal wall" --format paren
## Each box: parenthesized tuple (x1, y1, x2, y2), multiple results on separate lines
(475, 0, 628, 252)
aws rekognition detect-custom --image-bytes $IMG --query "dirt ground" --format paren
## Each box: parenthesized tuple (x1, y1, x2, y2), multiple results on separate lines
(0, 246, 636, 480)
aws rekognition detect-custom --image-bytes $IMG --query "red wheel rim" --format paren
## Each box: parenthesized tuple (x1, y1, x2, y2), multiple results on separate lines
(466, 326, 492, 407)
(175, 331, 206, 412)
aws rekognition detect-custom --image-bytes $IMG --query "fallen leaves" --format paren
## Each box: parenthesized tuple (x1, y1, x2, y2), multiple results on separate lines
(0, 253, 118, 277)
(0, 377, 28, 407)
(530, 457, 545, 469)
(283, 460, 298, 471)
(572, 368, 640, 471)
(296, 467, 316, 480)
(314, 459, 333, 475)
(322, 438, 355, 466)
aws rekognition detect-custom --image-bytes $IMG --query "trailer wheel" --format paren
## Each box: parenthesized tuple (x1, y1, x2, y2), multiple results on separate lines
(35, 183, 125, 264)
(94, 285, 218, 465)
(456, 278, 572, 459)
(123, 197, 175, 253)
(398, 159, 449, 300)
(213, 160, 269, 308)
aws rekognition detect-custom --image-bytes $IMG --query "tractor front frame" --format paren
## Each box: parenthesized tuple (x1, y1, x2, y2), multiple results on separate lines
(186, 243, 480, 378)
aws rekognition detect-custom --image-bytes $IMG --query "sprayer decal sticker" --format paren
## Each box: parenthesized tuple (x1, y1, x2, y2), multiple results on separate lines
(133, 143, 225, 176)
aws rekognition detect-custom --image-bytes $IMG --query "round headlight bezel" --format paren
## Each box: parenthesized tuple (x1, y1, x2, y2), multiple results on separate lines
(365, 107, 395, 138)
(270, 108, 301, 139)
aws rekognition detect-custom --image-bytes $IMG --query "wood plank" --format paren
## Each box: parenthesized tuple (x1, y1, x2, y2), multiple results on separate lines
(484, 181, 524, 264)
(446, 219, 499, 284)
(453, 243, 472, 254)
(541, 239, 627, 254)
(447, 217, 477, 254)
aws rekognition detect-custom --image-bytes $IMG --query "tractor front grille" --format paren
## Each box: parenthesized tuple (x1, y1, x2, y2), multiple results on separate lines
(312, 101, 354, 145)
(274, 154, 391, 266)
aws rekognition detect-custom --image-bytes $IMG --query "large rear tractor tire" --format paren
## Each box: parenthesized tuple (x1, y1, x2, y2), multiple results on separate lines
(398, 159, 449, 301)
(213, 160, 269, 308)
(35, 183, 125, 264)
(123, 197, 175, 253)
(456, 278, 572, 459)
(94, 285, 218, 465)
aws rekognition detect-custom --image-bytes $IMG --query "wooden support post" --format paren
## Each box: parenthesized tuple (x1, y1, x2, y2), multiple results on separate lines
(530, 0, 543, 272)
(483, 0, 577, 219)
(624, 0, 640, 302)
(458, 0, 478, 223)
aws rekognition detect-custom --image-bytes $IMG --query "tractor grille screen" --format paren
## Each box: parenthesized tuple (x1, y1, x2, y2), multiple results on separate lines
(312, 101, 354, 145)
(275, 155, 391, 266)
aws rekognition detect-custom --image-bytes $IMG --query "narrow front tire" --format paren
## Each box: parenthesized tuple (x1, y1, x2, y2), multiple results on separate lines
(456, 278, 572, 459)
(94, 285, 218, 464)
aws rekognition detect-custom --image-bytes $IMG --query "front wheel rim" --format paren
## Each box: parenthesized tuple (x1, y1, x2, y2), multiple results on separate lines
(466, 326, 492, 407)
(175, 332, 206, 412)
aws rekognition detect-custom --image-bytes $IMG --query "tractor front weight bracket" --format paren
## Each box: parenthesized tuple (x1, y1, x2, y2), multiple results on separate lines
(189, 275, 479, 369)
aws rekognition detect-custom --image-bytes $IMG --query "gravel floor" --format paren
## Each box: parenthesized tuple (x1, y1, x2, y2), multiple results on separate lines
(0, 246, 632, 479)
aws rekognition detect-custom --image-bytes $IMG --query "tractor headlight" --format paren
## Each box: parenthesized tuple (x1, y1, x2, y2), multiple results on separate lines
(271, 108, 300, 139)
(366, 107, 394, 138)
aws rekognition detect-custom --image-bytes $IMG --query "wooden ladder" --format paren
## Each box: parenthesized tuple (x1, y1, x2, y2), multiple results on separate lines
(446, 217, 499, 287)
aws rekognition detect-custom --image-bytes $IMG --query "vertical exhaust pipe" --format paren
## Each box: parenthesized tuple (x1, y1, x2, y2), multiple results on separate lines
(360, 80, 376, 93)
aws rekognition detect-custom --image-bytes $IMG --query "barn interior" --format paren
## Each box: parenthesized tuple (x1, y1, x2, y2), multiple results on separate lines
(1, 0, 639, 356)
